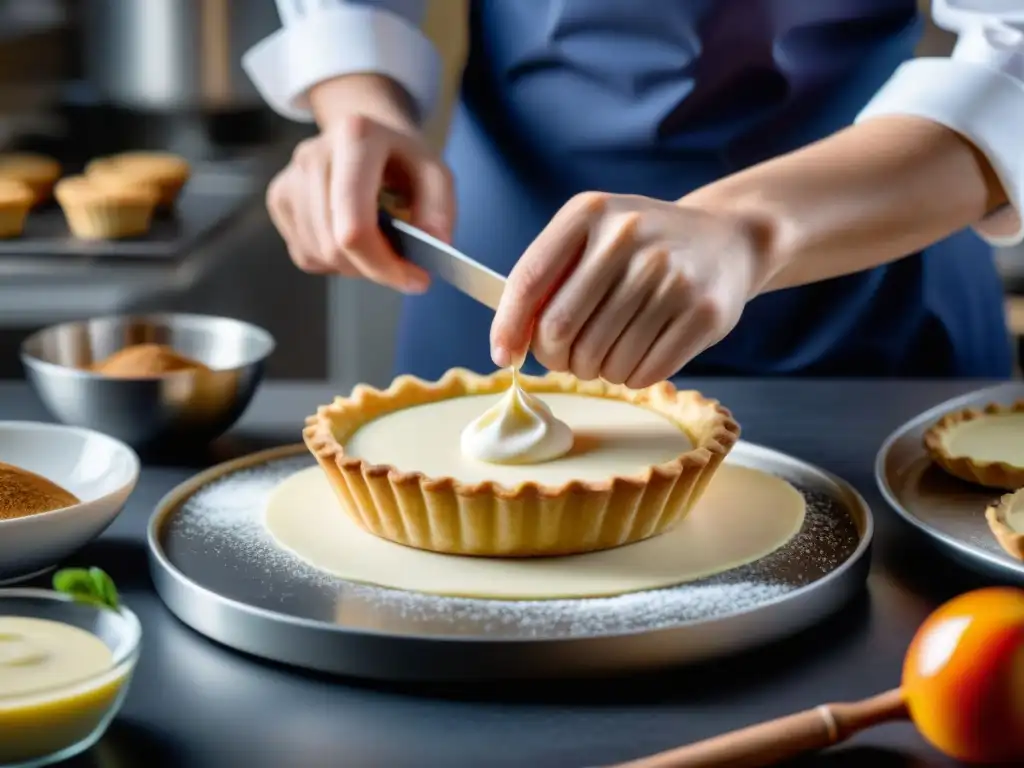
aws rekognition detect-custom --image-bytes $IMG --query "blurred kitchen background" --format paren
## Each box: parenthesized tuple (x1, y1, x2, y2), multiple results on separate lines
(0, 0, 1019, 387)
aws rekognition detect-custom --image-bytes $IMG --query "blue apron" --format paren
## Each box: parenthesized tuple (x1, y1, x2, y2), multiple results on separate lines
(395, 0, 1013, 380)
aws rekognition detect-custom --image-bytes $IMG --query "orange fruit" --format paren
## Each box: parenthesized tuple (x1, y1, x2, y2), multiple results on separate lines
(902, 587, 1024, 763)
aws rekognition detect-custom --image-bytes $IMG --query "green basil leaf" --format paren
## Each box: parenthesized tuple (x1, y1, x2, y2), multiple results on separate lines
(89, 567, 120, 610)
(53, 567, 120, 611)
(53, 568, 98, 599)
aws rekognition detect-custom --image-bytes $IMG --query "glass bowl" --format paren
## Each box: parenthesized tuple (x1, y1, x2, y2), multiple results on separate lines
(0, 589, 142, 767)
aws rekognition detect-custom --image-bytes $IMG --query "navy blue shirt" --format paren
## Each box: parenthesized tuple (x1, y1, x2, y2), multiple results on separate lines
(395, 0, 1013, 379)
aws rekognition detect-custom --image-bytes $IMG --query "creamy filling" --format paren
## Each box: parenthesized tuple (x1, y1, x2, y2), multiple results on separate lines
(460, 368, 574, 465)
(0, 617, 112, 700)
(945, 414, 1024, 466)
(345, 391, 691, 486)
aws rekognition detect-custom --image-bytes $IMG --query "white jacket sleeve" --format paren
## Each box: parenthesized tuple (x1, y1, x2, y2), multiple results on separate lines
(857, 0, 1024, 246)
(242, 0, 441, 124)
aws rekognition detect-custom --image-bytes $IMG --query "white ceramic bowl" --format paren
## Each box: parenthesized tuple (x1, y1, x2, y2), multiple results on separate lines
(0, 422, 139, 583)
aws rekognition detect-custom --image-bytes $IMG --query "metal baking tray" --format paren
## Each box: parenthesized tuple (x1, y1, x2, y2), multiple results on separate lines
(0, 172, 253, 260)
(876, 382, 1024, 582)
(148, 441, 872, 681)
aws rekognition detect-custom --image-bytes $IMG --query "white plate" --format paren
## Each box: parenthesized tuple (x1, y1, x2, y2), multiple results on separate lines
(0, 421, 140, 583)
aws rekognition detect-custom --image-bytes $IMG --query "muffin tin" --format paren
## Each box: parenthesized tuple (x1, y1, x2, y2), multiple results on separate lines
(0, 104, 263, 260)
(0, 171, 251, 260)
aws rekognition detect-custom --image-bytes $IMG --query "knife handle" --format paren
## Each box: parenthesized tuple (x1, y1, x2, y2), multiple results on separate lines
(378, 208, 405, 258)
(379, 188, 412, 220)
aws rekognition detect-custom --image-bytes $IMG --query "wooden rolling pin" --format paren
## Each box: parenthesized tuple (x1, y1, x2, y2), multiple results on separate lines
(611, 688, 908, 768)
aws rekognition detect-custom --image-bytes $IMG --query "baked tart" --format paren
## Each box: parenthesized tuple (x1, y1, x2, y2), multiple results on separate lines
(923, 401, 1024, 489)
(303, 368, 739, 557)
(986, 489, 1024, 561)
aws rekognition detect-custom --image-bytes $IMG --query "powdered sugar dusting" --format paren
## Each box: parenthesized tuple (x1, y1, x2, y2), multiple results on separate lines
(161, 454, 862, 639)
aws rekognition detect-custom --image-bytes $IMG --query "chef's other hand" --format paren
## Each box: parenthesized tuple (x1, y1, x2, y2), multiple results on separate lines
(490, 193, 776, 388)
(266, 78, 454, 293)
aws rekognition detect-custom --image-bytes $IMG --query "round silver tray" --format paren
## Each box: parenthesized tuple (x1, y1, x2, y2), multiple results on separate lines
(876, 381, 1024, 582)
(148, 441, 872, 681)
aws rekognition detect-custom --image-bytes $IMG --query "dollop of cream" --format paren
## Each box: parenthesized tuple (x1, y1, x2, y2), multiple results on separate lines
(460, 368, 574, 465)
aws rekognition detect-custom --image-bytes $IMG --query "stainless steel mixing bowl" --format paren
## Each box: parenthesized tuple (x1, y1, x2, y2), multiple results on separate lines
(20, 313, 275, 450)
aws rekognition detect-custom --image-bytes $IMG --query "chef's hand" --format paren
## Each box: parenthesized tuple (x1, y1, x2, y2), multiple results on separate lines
(490, 192, 777, 388)
(265, 75, 455, 293)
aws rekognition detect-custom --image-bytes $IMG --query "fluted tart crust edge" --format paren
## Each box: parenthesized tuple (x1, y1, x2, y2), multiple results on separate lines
(986, 489, 1024, 561)
(303, 368, 740, 557)
(923, 401, 1024, 490)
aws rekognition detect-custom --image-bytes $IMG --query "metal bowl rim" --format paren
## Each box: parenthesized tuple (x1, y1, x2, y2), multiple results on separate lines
(19, 312, 276, 380)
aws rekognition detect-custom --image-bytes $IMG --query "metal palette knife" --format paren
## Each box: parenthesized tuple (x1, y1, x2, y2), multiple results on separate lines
(378, 211, 506, 310)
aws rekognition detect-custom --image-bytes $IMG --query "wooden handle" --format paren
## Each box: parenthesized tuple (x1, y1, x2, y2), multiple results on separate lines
(612, 688, 908, 768)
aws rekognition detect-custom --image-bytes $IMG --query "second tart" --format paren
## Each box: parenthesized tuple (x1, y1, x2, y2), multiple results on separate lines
(923, 401, 1024, 489)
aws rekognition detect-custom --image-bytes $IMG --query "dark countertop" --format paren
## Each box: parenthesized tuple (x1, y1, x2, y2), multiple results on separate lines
(2, 378, 1013, 768)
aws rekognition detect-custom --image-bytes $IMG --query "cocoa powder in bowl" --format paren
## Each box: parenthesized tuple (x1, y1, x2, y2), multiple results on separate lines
(89, 343, 210, 378)
(0, 462, 80, 521)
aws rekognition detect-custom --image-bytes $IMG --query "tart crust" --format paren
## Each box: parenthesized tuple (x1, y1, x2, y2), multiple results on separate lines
(985, 489, 1024, 561)
(923, 401, 1024, 490)
(303, 368, 740, 557)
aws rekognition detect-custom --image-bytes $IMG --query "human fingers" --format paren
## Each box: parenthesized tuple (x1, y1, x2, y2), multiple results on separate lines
(267, 165, 324, 274)
(327, 115, 430, 292)
(491, 192, 607, 368)
(626, 293, 731, 388)
(304, 147, 352, 272)
(407, 157, 456, 243)
(566, 247, 665, 380)
(265, 169, 295, 249)
(530, 214, 640, 372)
(599, 279, 686, 385)
(285, 164, 336, 272)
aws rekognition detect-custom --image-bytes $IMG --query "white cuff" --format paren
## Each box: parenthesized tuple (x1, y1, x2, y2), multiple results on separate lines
(932, 0, 1024, 32)
(857, 28, 1024, 246)
(242, 5, 440, 124)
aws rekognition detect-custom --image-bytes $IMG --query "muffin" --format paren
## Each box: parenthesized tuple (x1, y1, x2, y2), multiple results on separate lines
(0, 153, 61, 206)
(86, 151, 190, 210)
(0, 179, 34, 238)
(55, 175, 158, 240)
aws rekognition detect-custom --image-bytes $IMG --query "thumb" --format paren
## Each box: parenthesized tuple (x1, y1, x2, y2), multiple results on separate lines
(491, 209, 588, 369)
(490, 319, 533, 370)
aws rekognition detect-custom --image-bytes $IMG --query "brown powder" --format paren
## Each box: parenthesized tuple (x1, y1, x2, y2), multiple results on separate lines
(0, 462, 80, 520)
(90, 343, 210, 378)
